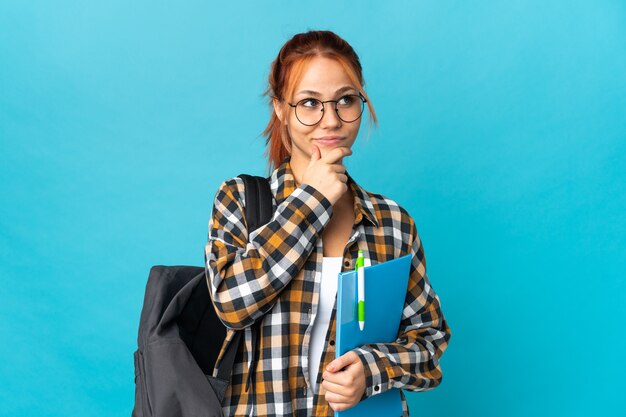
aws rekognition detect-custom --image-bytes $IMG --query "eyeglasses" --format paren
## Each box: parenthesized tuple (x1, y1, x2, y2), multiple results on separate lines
(287, 94, 367, 126)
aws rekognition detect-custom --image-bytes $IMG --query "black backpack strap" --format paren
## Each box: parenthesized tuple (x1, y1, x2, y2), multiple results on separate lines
(239, 174, 274, 232)
(239, 174, 274, 392)
(215, 174, 274, 391)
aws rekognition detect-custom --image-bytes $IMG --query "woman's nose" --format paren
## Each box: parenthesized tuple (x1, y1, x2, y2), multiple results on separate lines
(319, 105, 342, 128)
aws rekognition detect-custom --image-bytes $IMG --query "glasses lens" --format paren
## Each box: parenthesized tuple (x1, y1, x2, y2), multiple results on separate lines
(295, 99, 324, 126)
(336, 95, 364, 123)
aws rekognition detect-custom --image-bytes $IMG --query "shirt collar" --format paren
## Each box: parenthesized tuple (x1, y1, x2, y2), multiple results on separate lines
(270, 156, 380, 228)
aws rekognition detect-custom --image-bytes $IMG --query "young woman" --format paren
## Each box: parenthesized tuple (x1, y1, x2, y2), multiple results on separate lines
(205, 30, 451, 417)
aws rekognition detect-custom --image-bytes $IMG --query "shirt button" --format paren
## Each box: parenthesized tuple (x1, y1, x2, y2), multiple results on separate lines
(374, 385, 380, 392)
(344, 260, 351, 268)
(329, 339, 335, 346)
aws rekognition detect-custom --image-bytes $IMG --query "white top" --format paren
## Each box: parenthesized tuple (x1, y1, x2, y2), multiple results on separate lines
(308, 256, 342, 392)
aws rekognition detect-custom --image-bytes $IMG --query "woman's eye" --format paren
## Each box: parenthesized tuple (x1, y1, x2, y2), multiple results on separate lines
(301, 98, 321, 108)
(338, 95, 355, 106)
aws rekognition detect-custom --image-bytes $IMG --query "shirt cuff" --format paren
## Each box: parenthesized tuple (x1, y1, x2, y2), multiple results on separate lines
(353, 347, 394, 399)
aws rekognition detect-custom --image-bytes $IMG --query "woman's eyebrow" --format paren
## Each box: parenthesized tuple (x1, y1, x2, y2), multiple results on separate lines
(295, 86, 358, 97)
(335, 86, 358, 94)
(296, 89, 321, 97)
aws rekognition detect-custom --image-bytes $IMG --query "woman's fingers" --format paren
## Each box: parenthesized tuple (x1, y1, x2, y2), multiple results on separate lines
(324, 389, 352, 404)
(322, 375, 361, 406)
(333, 164, 347, 173)
(322, 351, 366, 410)
(309, 144, 322, 163)
(328, 401, 351, 412)
(321, 378, 346, 393)
(321, 146, 352, 165)
(323, 384, 359, 401)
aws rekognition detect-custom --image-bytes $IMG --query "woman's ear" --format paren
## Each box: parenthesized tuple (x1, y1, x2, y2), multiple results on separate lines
(273, 98, 284, 123)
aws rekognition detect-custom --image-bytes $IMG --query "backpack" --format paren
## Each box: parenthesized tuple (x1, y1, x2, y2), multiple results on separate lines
(132, 174, 274, 417)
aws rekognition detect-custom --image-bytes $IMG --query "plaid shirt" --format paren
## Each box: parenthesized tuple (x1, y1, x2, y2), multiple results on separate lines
(205, 157, 451, 417)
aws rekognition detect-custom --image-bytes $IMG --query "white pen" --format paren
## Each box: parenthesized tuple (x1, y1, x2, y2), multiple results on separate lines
(357, 250, 365, 330)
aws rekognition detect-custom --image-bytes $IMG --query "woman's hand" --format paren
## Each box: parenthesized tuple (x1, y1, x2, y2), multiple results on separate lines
(321, 351, 366, 412)
(301, 145, 352, 206)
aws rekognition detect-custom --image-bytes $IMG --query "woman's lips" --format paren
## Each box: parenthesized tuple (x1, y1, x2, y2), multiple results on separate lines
(314, 136, 345, 146)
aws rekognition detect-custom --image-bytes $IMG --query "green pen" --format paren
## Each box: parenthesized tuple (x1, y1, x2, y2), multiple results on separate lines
(356, 250, 365, 330)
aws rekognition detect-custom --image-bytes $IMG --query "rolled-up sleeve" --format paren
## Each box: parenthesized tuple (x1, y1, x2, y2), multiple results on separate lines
(205, 178, 333, 329)
(353, 219, 451, 397)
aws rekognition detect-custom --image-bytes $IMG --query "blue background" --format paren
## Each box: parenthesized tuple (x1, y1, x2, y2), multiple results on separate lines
(1, 1, 625, 416)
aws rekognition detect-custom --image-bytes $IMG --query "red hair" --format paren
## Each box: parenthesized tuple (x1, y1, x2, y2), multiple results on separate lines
(262, 30, 378, 173)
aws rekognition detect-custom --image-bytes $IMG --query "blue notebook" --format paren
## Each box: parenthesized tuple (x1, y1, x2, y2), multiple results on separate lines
(334, 254, 412, 417)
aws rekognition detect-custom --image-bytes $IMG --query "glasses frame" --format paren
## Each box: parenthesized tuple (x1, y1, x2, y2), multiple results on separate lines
(287, 93, 367, 126)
